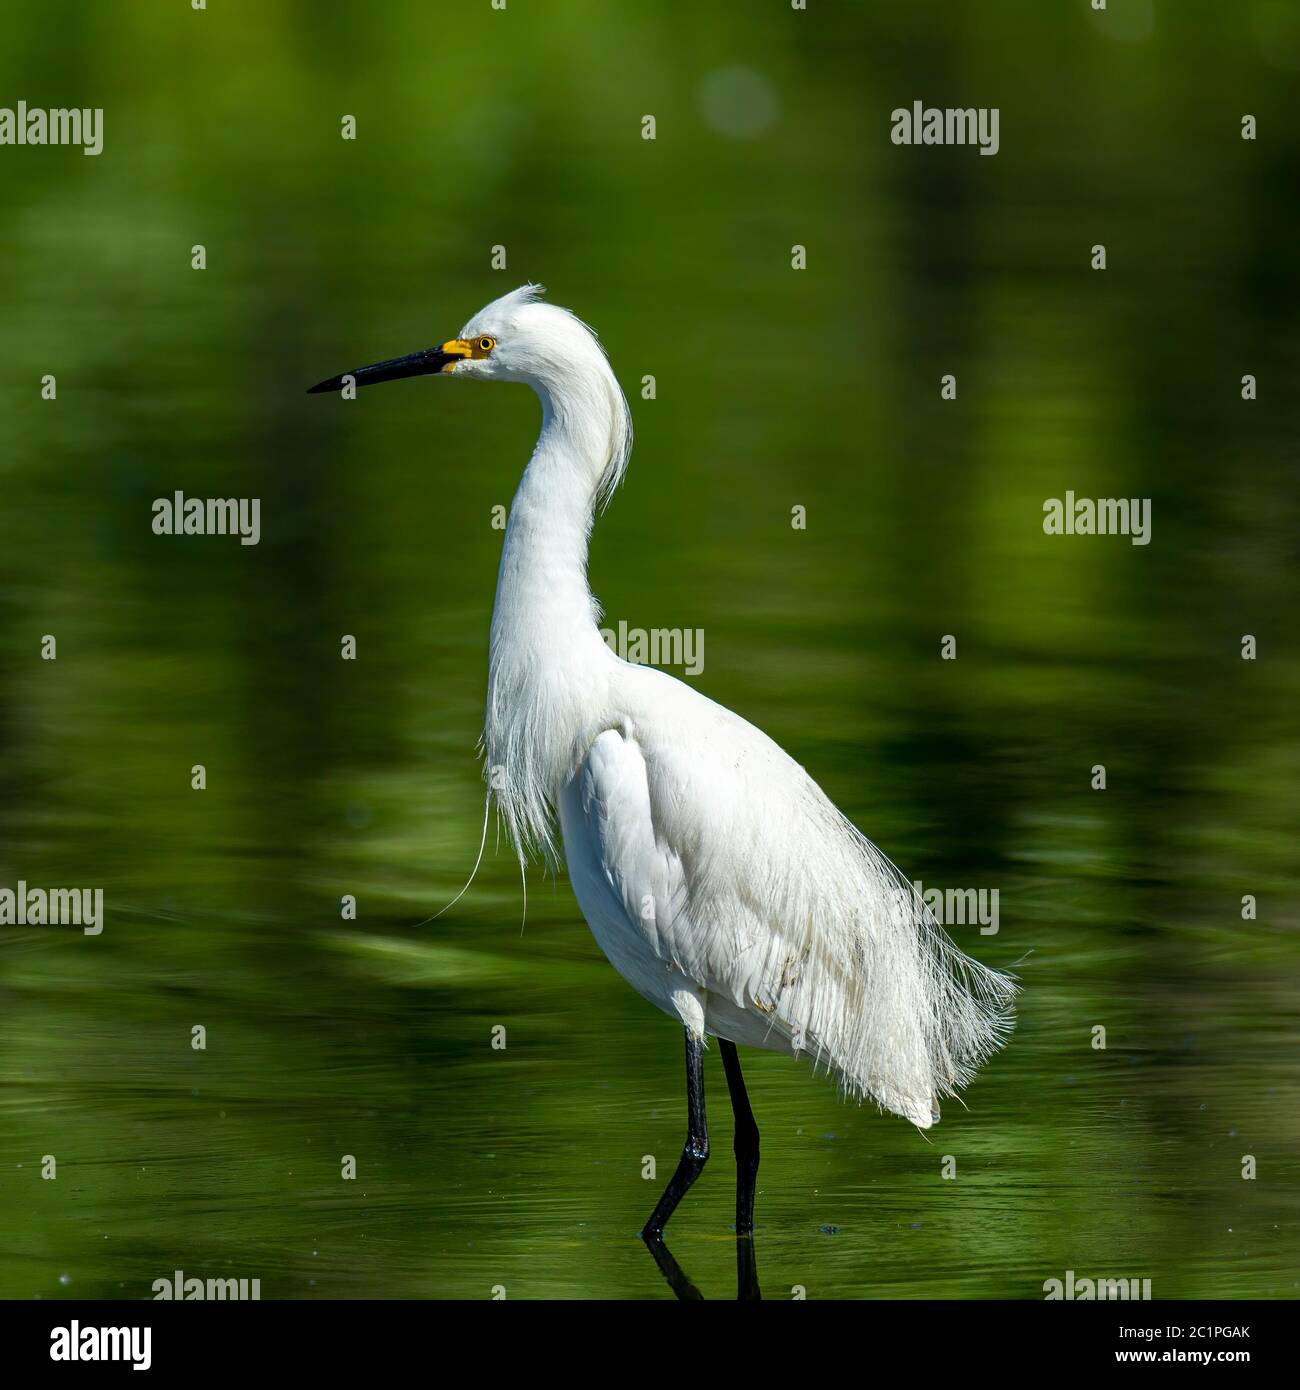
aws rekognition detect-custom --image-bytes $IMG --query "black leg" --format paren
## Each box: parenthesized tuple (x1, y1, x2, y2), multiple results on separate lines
(719, 1038, 760, 1237)
(641, 1029, 708, 1238)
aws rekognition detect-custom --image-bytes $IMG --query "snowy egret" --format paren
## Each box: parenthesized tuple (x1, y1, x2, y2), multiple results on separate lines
(309, 285, 1016, 1243)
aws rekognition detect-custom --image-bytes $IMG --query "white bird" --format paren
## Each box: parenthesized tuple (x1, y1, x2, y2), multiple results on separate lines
(309, 285, 1016, 1245)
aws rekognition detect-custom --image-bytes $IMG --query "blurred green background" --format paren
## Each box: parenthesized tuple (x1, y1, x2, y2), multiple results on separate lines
(1, 0, 1297, 1299)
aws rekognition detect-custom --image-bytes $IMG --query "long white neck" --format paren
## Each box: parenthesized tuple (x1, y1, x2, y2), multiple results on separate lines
(484, 367, 629, 861)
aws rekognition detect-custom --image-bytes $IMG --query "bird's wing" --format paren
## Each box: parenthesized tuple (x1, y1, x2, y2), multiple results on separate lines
(561, 726, 708, 1005)
(564, 676, 1015, 1127)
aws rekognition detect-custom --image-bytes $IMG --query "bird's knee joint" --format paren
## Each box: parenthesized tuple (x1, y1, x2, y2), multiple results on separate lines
(683, 1139, 709, 1166)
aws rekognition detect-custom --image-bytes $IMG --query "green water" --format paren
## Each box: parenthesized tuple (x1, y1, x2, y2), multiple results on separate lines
(1, 1, 1298, 1299)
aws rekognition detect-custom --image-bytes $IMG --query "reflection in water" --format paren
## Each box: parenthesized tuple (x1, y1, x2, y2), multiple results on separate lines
(643, 1233, 761, 1302)
(643, 1234, 704, 1301)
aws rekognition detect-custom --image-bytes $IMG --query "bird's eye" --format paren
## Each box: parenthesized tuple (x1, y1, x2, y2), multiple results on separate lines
(478, 336, 495, 353)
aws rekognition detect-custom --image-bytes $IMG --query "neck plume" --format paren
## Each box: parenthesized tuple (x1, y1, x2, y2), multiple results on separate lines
(483, 356, 632, 864)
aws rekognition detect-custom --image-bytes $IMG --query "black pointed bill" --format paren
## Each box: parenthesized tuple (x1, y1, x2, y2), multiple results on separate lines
(307, 340, 472, 395)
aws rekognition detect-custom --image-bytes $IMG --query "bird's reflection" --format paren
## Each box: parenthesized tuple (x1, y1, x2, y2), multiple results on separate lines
(641, 1232, 762, 1300)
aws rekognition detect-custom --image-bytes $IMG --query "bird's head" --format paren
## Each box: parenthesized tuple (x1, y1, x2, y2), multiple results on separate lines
(308, 283, 633, 508)
(307, 283, 608, 395)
